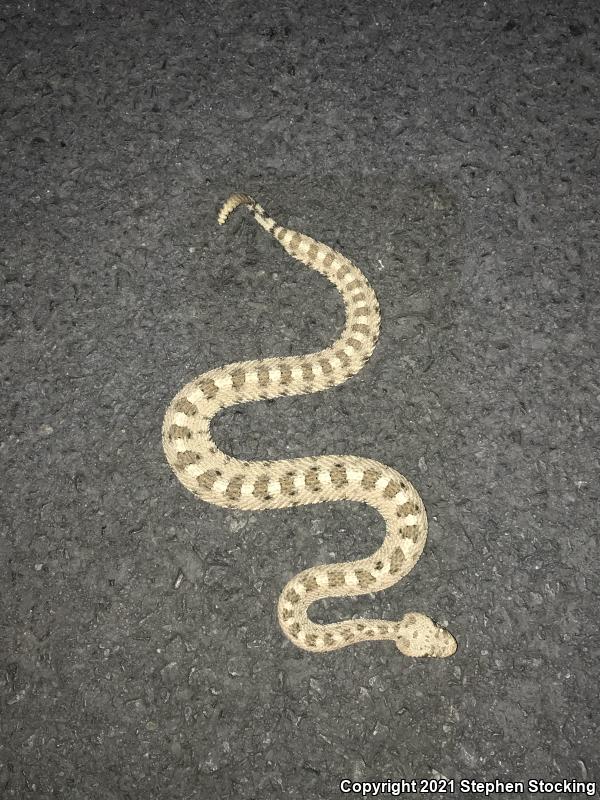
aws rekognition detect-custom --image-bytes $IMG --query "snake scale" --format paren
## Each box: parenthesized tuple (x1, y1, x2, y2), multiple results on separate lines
(162, 193, 456, 658)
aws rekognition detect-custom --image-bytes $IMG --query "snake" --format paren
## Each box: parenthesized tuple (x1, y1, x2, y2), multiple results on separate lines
(162, 193, 456, 658)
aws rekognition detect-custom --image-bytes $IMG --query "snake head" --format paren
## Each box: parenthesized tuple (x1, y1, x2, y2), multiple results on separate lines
(395, 612, 457, 658)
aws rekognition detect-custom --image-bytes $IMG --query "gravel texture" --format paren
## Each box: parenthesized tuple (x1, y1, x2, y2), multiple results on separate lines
(2, 1, 599, 798)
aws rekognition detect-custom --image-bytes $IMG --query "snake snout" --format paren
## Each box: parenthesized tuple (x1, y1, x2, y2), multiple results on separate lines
(395, 612, 457, 658)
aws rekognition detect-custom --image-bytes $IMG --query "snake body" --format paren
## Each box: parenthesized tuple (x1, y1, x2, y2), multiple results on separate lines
(162, 193, 456, 657)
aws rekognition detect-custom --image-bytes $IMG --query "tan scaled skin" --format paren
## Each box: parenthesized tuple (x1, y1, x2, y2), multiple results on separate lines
(162, 193, 456, 658)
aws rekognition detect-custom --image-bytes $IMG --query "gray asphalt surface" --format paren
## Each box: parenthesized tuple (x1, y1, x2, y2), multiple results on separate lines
(2, 1, 599, 798)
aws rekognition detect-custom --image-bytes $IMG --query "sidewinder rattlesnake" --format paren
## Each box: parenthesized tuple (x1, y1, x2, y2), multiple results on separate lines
(162, 192, 456, 658)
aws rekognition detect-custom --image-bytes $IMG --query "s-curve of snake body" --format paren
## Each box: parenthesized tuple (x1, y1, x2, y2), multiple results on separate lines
(162, 192, 457, 658)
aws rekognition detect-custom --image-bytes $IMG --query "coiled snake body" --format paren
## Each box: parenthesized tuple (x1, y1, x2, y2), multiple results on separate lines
(162, 193, 456, 658)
